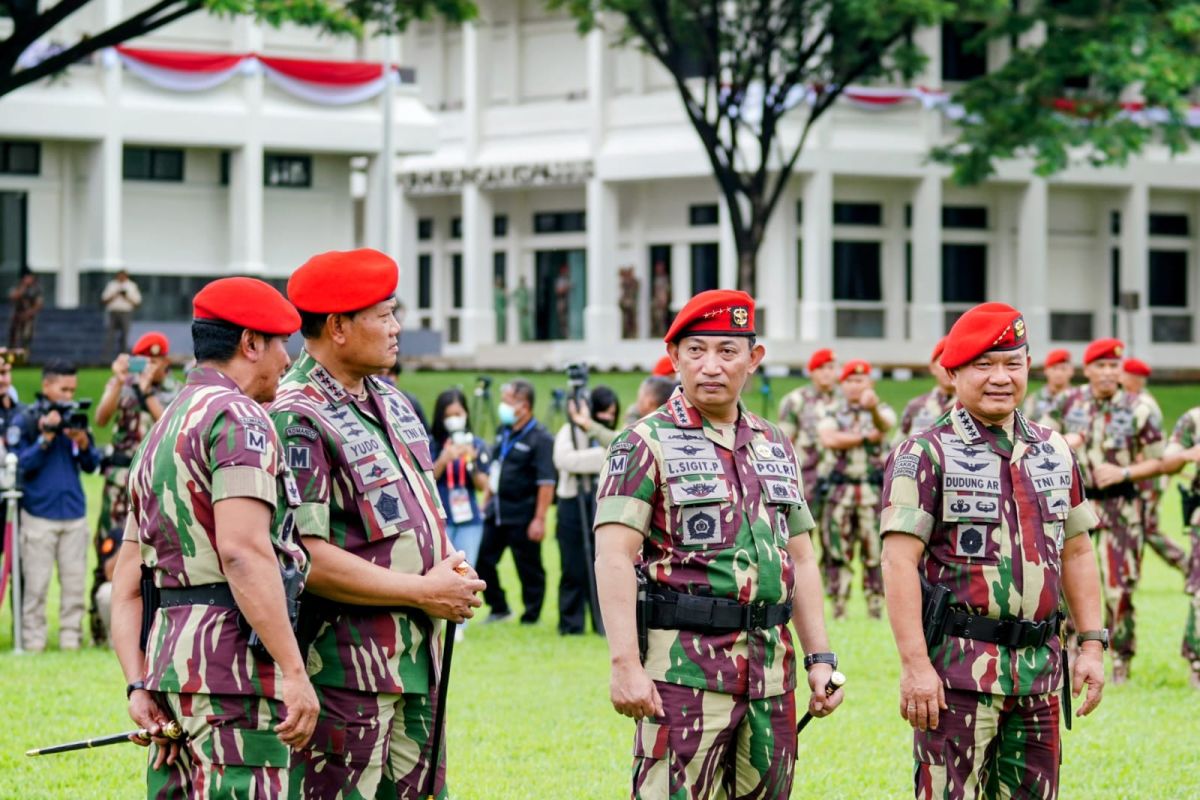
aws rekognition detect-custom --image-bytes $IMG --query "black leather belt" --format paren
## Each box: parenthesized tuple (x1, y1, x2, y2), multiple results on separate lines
(159, 583, 236, 608)
(644, 588, 790, 634)
(942, 610, 1059, 649)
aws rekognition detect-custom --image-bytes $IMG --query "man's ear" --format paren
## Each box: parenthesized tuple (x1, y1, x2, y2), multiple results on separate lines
(327, 313, 350, 346)
(240, 329, 261, 362)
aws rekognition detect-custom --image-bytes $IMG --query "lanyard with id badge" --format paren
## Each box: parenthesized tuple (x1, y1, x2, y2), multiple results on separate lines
(490, 423, 532, 494)
(446, 458, 476, 524)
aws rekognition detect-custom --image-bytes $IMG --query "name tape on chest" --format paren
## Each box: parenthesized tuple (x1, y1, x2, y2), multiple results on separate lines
(664, 457, 723, 478)
(943, 473, 1001, 494)
(752, 458, 797, 480)
(344, 436, 384, 462)
(668, 478, 729, 504)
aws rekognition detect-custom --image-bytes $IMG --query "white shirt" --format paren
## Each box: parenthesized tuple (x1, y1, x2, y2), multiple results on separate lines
(101, 279, 142, 312)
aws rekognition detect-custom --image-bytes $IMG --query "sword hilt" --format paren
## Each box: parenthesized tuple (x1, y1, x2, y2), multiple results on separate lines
(796, 670, 846, 735)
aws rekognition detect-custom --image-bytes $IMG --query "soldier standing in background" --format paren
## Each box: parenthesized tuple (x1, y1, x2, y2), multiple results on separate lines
(1041, 338, 1164, 683)
(1023, 349, 1074, 420)
(512, 276, 533, 343)
(777, 349, 840, 536)
(817, 360, 896, 619)
(1121, 357, 1188, 574)
(1161, 405, 1200, 690)
(109, 277, 318, 799)
(594, 289, 841, 799)
(881, 302, 1106, 800)
(619, 266, 640, 340)
(271, 249, 484, 799)
(897, 338, 955, 439)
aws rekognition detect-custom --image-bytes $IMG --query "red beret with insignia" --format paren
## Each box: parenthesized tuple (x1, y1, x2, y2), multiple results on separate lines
(193, 277, 301, 336)
(840, 359, 871, 382)
(1084, 338, 1124, 365)
(940, 302, 1027, 370)
(131, 331, 169, 357)
(1122, 357, 1151, 377)
(664, 289, 755, 343)
(931, 337, 947, 364)
(288, 248, 399, 314)
(651, 355, 676, 376)
(1044, 349, 1070, 368)
(807, 348, 835, 372)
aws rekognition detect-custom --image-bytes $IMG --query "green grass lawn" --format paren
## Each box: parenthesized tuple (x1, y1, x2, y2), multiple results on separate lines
(1, 369, 1198, 798)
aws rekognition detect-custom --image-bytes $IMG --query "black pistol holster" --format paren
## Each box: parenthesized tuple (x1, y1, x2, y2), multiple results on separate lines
(919, 574, 953, 651)
(1180, 484, 1200, 529)
(635, 569, 649, 665)
(139, 565, 161, 652)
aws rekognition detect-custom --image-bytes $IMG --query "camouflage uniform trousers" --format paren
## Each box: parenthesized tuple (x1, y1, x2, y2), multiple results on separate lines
(1140, 487, 1188, 571)
(147, 692, 290, 800)
(90, 464, 130, 645)
(913, 689, 1060, 800)
(1093, 496, 1144, 665)
(632, 682, 796, 800)
(1183, 525, 1200, 679)
(820, 482, 883, 617)
(289, 685, 447, 800)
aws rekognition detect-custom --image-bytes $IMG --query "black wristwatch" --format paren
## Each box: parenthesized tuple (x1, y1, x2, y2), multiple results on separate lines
(126, 680, 146, 699)
(1077, 629, 1110, 651)
(803, 652, 838, 670)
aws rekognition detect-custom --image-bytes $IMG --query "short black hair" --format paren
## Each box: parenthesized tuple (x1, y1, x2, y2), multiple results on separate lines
(431, 387, 470, 444)
(192, 320, 246, 363)
(508, 379, 536, 409)
(590, 385, 620, 422)
(42, 359, 76, 379)
(298, 307, 373, 340)
(641, 375, 676, 407)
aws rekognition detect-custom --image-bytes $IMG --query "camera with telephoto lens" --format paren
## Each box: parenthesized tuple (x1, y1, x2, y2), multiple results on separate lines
(474, 375, 493, 398)
(565, 362, 589, 408)
(37, 397, 93, 434)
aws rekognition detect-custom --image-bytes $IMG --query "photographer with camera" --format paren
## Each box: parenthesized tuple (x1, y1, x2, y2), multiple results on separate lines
(13, 359, 101, 651)
(553, 374, 619, 636)
(89, 332, 178, 645)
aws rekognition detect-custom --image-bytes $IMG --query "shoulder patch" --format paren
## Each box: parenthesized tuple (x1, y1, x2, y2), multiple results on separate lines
(891, 453, 921, 480)
(609, 440, 636, 455)
(244, 427, 268, 454)
(285, 424, 319, 441)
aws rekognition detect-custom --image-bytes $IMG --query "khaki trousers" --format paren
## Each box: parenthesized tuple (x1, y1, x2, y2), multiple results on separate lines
(19, 511, 89, 650)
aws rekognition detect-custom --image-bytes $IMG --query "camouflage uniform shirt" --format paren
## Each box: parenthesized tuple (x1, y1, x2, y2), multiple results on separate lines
(881, 405, 1098, 696)
(595, 388, 815, 700)
(777, 385, 838, 498)
(816, 398, 896, 479)
(1021, 385, 1061, 423)
(270, 351, 451, 696)
(898, 389, 954, 439)
(1167, 408, 1200, 530)
(125, 367, 306, 698)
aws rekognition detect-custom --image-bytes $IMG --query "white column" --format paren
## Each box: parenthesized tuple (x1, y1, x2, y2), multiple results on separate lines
(883, 186, 906, 342)
(586, 178, 621, 345)
(762, 182, 798, 340)
(56, 146, 78, 308)
(1016, 179, 1050, 351)
(1119, 182, 1151, 350)
(461, 183, 496, 348)
(717, 195, 739, 289)
(397, 192, 419, 309)
(229, 20, 264, 273)
(671, 242, 689, 309)
(81, 135, 122, 286)
(909, 174, 942, 343)
(463, 20, 487, 161)
(586, 25, 610, 152)
(800, 170, 834, 341)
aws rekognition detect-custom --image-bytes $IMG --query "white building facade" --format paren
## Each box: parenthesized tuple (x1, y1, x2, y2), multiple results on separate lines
(3, 2, 1199, 368)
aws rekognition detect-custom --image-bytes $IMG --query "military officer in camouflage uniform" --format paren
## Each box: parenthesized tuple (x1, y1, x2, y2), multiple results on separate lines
(1022, 349, 1073, 421)
(91, 331, 179, 645)
(1121, 358, 1187, 574)
(817, 359, 896, 619)
(110, 278, 319, 799)
(270, 249, 484, 800)
(777, 348, 839, 509)
(897, 338, 955, 439)
(1160, 405, 1200, 690)
(1041, 339, 1164, 683)
(881, 302, 1106, 800)
(595, 289, 842, 800)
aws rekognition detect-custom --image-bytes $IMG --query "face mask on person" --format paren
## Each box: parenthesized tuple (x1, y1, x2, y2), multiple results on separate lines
(444, 415, 467, 434)
(498, 402, 517, 427)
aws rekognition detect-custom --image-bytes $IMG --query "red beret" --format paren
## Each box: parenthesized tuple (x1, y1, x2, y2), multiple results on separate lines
(193, 277, 300, 336)
(940, 302, 1027, 370)
(288, 248, 399, 314)
(1044, 349, 1070, 368)
(1084, 338, 1124, 365)
(840, 359, 871, 382)
(931, 337, 947, 364)
(808, 348, 835, 372)
(1123, 357, 1151, 377)
(664, 289, 755, 343)
(651, 355, 676, 376)
(131, 331, 169, 357)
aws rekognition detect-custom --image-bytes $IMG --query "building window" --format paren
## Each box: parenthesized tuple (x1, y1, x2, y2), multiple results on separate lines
(493, 252, 507, 288)
(417, 218, 433, 241)
(1149, 250, 1188, 308)
(833, 202, 883, 227)
(942, 243, 987, 303)
(452, 253, 464, 308)
(1152, 315, 1192, 343)
(493, 214, 508, 238)
(942, 21, 987, 82)
(1149, 213, 1189, 237)
(689, 204, 719, 226)
(1050, 312, 1094, 342)
(690, 243, 719, 294)
(264, 154, 311, 188)
(836, 308, 885, 339)
(533, 211, 586, 234)
(450, 217, 462, 239)
(832, 241, 882, 300)
(942, 205, 988, 230)
(1110, 211, 1121, 235)
(417, 254, 432, 309)
(0, 141, 40, 175)
(123, 147, 184, 182)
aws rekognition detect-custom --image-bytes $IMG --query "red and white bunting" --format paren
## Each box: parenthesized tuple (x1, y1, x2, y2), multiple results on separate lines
(117, 46, 248, 92)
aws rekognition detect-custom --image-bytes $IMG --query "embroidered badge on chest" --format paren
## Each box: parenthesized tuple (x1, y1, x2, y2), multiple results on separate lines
(373, 489, 404, 524)
(681, 505, 721, 546)
(669, 479, 729, 503)
(763, 479, 802, 505)
(955, 523, 987, 558)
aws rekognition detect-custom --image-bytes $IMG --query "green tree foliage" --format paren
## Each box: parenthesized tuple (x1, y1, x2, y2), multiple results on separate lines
(0, 0, 474, 98)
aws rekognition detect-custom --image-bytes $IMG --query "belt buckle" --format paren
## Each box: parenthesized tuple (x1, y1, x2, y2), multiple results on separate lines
(996, 620, 1021, 648)
(744, 602, 767, 630)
